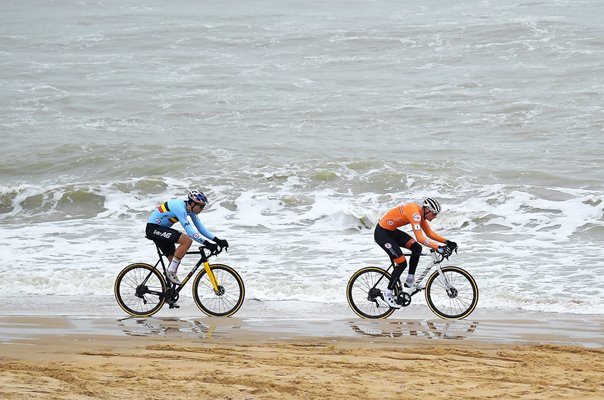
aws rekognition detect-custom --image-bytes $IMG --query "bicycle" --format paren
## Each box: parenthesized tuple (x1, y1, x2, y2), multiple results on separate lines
(114, 244, 245, 317)
(346, 250, 478, 320)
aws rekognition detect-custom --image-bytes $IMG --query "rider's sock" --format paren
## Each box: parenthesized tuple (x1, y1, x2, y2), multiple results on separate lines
(405, 274, 415, 287)
(384, 288, 394, 297)
(168, 256, 181, 273)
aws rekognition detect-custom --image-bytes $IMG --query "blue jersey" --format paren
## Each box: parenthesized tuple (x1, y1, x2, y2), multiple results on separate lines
(147, 199, 215, 245)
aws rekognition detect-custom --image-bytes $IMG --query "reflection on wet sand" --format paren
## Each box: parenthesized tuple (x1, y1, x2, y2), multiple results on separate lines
(117, 317, 479, 342)
(350, 319, 479, 340)
(117, 317, 243, 339)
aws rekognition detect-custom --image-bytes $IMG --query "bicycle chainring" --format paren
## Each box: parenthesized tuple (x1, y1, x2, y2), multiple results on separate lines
(166, 288, 179, 305)
(397, 292, 412, 307)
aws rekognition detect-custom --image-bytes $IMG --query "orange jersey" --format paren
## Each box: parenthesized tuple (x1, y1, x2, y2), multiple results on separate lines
(378, 202, 446, 249)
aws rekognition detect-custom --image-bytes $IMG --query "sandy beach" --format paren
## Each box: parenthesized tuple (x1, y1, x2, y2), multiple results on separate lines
(1, 313, 603, 400)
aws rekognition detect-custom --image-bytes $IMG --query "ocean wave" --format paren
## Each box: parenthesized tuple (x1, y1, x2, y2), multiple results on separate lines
(2, 167, 602, 237)
(1, 163, 602, 316)
(0, 185, 106, 222)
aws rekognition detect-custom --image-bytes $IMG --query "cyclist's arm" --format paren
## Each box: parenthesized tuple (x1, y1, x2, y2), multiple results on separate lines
(190, 214, 216, 241)
(420, 219, 447, 245)
(168, 201, 209, 244)
(411, 223, 440, 250)
(175, 214, 206, 244)
(402, 205, 440, 250)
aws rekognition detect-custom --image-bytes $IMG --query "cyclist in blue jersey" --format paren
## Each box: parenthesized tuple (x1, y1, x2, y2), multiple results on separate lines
(146, 189, 229, 285)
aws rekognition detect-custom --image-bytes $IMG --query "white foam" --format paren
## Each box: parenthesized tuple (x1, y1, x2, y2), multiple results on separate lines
(4, 174, 603, 315)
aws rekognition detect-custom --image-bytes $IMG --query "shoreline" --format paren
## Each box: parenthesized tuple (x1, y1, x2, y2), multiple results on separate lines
(2, 295, 603, 348)
(1, 313, 604, 348)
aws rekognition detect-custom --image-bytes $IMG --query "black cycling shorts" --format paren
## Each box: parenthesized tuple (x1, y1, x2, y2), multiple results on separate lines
(145, 223, 182, 257)
(374, 224, 414, 262)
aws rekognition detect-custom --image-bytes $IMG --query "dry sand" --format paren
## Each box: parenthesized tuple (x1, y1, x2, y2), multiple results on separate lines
(1, 315, 603, 399)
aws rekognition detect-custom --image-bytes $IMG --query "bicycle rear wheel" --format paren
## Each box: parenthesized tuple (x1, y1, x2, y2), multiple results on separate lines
(114, 263, 167, 317)
(425, 266, 478, 320)
(346, 267, 396, 319)
(192, 264, 245, 317)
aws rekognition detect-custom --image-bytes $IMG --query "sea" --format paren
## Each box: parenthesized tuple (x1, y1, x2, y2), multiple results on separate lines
(1, 0, 603, 318)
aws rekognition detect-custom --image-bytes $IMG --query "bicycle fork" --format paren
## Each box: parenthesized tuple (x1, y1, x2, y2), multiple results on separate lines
(168, 259, 220, 295)
(430, 256, 455, 296)
(414, 253, 453, 295)
(178, 260, 220, 294)
(203, 261, 221, 294)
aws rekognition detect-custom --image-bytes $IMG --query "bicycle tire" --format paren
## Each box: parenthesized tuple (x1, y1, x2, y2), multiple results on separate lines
(192, 264, 245, 317)
(424, 266, 478, 320)
(346, 266, 397, 319)
(114, 263, 167, 317)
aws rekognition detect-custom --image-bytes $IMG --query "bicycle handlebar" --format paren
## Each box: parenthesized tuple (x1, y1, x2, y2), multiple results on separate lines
(399, 250, 454, 257)
(399, 247, 458, 260)
(185, 244, 227, 258)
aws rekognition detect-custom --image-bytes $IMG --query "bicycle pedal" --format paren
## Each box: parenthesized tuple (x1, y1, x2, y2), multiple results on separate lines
(169, 304, 180, 309)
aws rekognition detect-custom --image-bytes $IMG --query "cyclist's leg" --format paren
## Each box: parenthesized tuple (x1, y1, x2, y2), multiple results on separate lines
(163, 232, 193, 285)
(399, 234, 422, 285)
(145, 223, 180, 260)
(146, 224, 186, 285)
(374, 225, 407, 290)
(166, 234, 193, 281)
(173, 234, 192, 260)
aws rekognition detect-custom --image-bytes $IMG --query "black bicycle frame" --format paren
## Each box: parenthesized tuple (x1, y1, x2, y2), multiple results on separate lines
(148, 244, 215, 294)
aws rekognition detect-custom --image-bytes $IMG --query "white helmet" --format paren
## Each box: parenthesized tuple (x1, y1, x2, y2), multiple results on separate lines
(423, 197, 441, 214)
(187, 190, 208, 205)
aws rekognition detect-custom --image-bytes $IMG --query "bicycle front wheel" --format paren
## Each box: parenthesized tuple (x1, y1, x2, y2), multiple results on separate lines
(425, 266, 478, 320)
(114, 263, 167, 317)
(192, 264, 245, 317)
(347, 267, 396, 319)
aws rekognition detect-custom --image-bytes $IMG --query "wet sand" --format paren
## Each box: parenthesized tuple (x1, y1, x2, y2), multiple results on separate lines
(1, 313, 603, 399)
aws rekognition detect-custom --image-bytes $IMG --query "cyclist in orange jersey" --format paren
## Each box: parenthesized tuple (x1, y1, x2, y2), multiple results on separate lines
(374, 197, 457, 308)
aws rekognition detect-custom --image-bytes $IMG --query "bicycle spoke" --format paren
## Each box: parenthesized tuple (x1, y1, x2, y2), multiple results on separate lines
(193, 265, 244, 317)
(425, 267, 478, 319)
(114, 264, 166, 317)
(347, 267, 396, 319)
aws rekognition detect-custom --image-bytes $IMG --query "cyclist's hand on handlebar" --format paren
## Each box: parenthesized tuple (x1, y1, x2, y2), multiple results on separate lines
(213, 237, 229, 250)
(436, 245, 452, 259)
(204, 241, 218, 253)
(446, 240, 458, 254)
